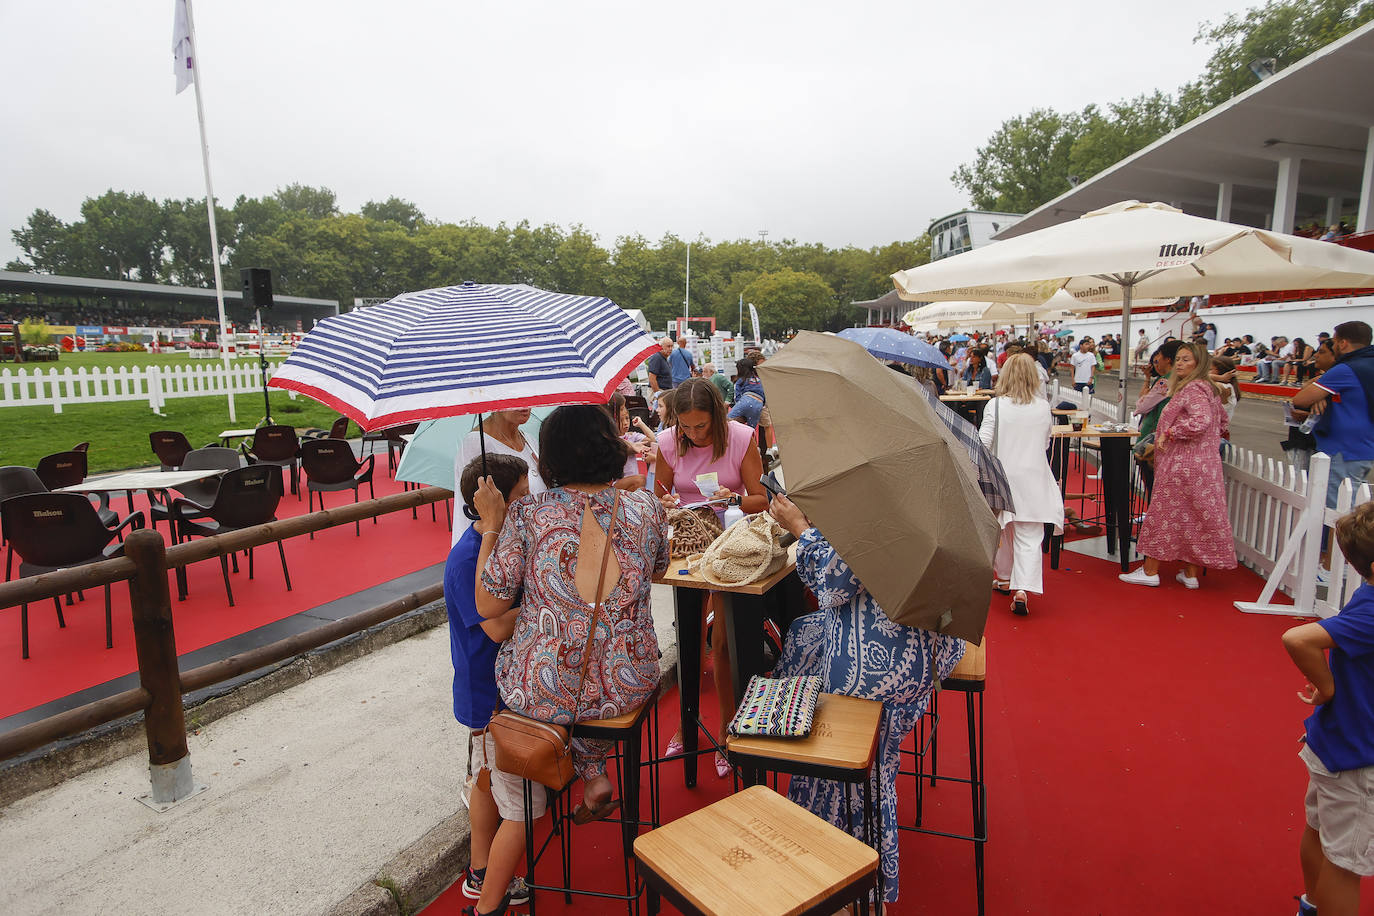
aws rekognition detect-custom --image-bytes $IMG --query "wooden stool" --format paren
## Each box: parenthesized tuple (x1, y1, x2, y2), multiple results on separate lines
(725, 693, 884, 899)
(634, 784, 879, 916)
(520, 692, 661, 916)
(901, 638, 987, 915)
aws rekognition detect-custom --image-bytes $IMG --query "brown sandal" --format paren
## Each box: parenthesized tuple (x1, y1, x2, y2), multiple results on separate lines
(572, 796, 621, 825)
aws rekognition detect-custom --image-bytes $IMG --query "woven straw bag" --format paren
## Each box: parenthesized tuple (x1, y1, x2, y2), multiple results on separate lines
(666, 506, 723, 559)
(693, 513, 787, 587)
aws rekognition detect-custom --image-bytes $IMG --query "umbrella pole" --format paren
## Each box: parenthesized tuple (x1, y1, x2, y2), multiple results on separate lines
(1118, 283, 1134, 423)
(477, 413, 489, 478)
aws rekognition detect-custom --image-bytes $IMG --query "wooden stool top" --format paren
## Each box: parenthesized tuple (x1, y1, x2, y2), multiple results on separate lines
(944, 638, 986, 685)
(634, 784, 878, 916)
(726, 693, 882, 774)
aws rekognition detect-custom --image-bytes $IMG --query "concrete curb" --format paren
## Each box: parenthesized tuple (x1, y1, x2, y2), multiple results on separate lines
(1, 602, 449, 810)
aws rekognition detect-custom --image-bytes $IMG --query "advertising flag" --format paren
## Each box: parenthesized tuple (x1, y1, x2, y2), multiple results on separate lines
(172, 0, 194, 94)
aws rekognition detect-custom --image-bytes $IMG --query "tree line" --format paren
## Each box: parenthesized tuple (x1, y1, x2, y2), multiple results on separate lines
(6, 186, 928, 338)
(952, 0, 1374, 214)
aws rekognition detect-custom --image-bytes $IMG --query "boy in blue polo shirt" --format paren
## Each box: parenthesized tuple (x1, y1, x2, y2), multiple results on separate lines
(445, 453, 530, 916)
(1283, 500, 1374, 916)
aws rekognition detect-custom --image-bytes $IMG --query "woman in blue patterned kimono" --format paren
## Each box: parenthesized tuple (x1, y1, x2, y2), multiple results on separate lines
(770, 495, 966, 908)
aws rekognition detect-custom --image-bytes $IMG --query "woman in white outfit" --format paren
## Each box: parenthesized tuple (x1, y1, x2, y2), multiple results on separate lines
(978, 354, 1065, 615)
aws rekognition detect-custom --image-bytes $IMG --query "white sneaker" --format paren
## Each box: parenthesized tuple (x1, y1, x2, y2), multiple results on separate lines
(1119, 567, 1160, 587)
(1175, 571, 1199, 589)
(1316, 567, 1330, 586)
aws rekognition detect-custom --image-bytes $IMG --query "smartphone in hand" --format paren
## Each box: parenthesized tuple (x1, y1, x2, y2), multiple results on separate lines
(759, 471, 786, 500)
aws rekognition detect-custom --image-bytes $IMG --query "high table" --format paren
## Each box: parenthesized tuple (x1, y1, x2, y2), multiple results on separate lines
(1049, 425, 1139, 571)
(939, 392, 993, 427)
(218, 428, 257, 448)
(653, 545, 803, 788)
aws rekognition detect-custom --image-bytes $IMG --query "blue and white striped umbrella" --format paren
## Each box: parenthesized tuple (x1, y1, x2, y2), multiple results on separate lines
(836, 327, 947, 370)
(269, 282, 657, 431)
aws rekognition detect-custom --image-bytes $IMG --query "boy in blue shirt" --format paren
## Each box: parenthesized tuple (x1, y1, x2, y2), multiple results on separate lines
(445, 454, 530, 916)
(1283, 500, 1374, 916)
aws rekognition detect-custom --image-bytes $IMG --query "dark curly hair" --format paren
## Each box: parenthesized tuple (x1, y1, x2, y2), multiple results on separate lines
(537, 405, 629, 488)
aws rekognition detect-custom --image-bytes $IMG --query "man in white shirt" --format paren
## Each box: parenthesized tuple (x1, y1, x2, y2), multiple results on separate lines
(1070, 339, 1097, 393)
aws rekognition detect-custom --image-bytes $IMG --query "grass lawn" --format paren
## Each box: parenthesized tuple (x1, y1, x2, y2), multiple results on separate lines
(3, 391, 357, 474)
(7, 351, 266, 372)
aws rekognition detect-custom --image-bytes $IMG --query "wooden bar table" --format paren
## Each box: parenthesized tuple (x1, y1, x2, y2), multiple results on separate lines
(653, 544, 803, 788)
(939, 391, 993, 427)
(1049, 424, 1139, 571)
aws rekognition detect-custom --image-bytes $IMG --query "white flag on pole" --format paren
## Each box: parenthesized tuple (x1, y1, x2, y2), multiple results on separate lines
(172, 0, 194, 94)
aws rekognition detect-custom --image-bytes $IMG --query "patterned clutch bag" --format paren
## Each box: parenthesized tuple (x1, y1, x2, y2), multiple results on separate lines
(727, 675, 822, 738)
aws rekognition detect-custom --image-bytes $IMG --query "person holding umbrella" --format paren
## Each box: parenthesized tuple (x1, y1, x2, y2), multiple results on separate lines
(769, 493, 966, 909)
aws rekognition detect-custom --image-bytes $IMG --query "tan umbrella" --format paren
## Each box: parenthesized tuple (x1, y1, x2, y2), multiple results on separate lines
(891, 200, 1374, 419)
(900, 300, 1026, 329)
(758, 331, 1000, 643)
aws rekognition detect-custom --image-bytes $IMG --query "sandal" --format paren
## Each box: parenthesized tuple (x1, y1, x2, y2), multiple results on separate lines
(992, 578, 1011, 595)
(663, 736, 684, 758)
(1011, 591, 1029, 616)
(715, 753, 732, 779)
(1070, 519, 1100, 534)
(572, 796, 622, 825)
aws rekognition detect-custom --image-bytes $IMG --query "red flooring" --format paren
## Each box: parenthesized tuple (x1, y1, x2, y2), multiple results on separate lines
(423, 541, 1374, 914)
(0, 468, 454, 719)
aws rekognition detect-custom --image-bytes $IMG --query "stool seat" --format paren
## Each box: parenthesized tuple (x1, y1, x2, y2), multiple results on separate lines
(634, 784, 878, 916)
(726, 693, 881, 775)
(573, 699, 652, 735)
(944, 638, 985, 689)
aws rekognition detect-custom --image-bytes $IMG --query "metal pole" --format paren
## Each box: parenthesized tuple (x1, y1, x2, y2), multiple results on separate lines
(184, 0, 235, 423)
(124, 529, 205, 810)
(1118, 282, 1134, 423)
(257, 307, 271, 423)
(684, 242, 691, 320)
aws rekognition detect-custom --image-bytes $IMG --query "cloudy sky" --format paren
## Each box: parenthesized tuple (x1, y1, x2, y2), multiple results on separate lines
(2, 0, 1250, 265)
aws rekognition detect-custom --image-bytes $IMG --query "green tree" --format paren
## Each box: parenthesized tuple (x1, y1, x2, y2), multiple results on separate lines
(1067, 92, 1184, 182)
(273, 184, 339, 219)
(11, 209, 76, 274)
(360, 197, 426, 231)
(951, 108, 1086, 213)
(1179, 0, 1374, 117)
(740, 269, 835, 336)
(78, 190, 165, 281)
(162, 197, 235, 287)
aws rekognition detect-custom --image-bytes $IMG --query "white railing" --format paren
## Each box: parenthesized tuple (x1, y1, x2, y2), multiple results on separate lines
(0, 363, 291, 415)
(1231, 450, 1372, 618)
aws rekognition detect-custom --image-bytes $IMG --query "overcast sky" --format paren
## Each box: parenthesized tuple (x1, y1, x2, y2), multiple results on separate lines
(1, 0, 1251, 266)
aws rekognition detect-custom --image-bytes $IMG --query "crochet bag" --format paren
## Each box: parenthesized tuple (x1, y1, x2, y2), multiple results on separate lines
(666, 506, 723, 559)
(693, 513, 787, 587)
(489, 491, 620, 790)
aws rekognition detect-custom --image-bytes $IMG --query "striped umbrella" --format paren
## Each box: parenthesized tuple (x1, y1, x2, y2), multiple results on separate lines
(269, 282, 657, 431)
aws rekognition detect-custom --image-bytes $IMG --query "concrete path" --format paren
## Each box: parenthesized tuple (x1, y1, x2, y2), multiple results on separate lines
(0, 584, 681, 916)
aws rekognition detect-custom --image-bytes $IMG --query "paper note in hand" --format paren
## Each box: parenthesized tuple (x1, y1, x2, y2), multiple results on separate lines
(694, 472, 718, 494)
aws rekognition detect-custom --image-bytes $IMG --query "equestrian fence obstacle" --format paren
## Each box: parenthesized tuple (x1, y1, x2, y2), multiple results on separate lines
(1050, 381, 1370, 617)
(0, 363, 294, 415)
(0, 485, 450, 809)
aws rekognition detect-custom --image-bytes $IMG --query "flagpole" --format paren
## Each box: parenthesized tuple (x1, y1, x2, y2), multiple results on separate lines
(183, 0, 236, 422)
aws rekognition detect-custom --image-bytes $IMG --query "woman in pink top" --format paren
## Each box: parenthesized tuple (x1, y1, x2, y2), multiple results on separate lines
(654, 379, 769, 775)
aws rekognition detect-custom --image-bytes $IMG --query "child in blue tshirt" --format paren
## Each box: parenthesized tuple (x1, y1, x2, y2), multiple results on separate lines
(1283, 500, 1374, 916)
(444, 453, 529, 916)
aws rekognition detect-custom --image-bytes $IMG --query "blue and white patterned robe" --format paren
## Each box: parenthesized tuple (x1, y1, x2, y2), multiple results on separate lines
(778, 529, 966, 903)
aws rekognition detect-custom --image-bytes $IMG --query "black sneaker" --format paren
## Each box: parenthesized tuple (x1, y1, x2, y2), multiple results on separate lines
(460, 866, 483, 900)
(461, 891, 512, 916)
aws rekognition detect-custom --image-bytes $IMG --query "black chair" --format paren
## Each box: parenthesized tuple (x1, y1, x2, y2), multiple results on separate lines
(150, 431, 194, 470)
(624, 394, 649, 412)
(300, 439, 376, 536)
(1, 493, 144, 659)
(1, 465, 49, 580)
(240, 425, 301, 496)
(148, 447, 243, 535)
(35, 450, 87, 490)
(302, 416, 351, 441)
(71, 442, 90, 453)
(170, 465, 292, 607)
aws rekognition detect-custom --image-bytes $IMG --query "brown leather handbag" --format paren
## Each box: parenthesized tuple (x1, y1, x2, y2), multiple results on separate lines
(488, 490, 620, 790)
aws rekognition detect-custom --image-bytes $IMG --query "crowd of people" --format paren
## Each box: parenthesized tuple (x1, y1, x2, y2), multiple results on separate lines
(436, 317, 1374, 916)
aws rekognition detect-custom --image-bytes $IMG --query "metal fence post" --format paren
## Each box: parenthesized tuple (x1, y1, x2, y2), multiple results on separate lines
(124, 529, 205, 810)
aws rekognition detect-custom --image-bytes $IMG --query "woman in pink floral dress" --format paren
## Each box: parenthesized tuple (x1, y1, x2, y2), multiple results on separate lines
(1121, 342, 1236, 589)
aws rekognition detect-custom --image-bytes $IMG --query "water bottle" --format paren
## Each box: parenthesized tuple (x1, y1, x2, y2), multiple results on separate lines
(722, 497, 745, 530)
(1299, 414, 1318, 434)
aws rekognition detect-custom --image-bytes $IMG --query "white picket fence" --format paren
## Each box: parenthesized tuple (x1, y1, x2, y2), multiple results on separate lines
(0, 363, 292, 416)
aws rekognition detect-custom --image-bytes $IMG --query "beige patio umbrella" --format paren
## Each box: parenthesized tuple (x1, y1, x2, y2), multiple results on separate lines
(891, 200, 1374, 419)
(900, 300, 1027, 329)
(758, 331, 1000, 643)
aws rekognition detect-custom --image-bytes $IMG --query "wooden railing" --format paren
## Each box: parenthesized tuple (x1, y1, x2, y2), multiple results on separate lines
(0, 486, 452, 805)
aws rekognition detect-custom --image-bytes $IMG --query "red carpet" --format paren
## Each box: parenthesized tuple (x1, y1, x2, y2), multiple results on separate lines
(424, 545, 1367, 914)
(0, 468, 454, 719)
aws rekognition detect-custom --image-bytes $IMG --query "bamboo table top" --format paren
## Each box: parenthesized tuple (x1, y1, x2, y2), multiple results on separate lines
(634, 784, 878, 916)
(653, 543, 798, 595)
(726, 693, 882, 773)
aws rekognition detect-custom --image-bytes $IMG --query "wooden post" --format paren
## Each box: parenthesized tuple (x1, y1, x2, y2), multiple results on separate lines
(124, 529, 203, 809)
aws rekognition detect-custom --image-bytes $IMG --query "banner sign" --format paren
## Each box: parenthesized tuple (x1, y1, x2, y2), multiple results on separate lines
(76, 325, 103, 336)
(103, 326, 128, 335)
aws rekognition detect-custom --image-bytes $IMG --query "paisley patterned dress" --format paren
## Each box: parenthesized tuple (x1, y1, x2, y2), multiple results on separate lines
(484, 486, 669, 780)
(777, 529, 966, 903)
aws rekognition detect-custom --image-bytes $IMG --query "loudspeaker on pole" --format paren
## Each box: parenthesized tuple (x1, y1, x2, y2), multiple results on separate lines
(240, 268, 274, 310)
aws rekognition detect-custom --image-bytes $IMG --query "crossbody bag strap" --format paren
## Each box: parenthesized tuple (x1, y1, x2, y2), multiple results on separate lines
(571, 488, 621, 712)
